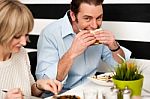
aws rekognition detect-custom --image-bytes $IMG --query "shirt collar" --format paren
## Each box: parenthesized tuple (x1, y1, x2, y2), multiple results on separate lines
(61, 10, 75, 38)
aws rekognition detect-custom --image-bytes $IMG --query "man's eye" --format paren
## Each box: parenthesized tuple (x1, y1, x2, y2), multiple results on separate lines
(97, 16, 103, 21)
(97, 18, 102, 21)
(84, 18, 91, 22)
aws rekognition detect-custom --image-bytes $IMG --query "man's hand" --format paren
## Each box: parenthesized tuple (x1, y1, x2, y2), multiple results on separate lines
(94, 30, 118, 50)
(69, 30, 96, 58)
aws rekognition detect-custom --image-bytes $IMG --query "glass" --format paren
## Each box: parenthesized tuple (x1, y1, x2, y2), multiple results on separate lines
(83, 88, 98, 99)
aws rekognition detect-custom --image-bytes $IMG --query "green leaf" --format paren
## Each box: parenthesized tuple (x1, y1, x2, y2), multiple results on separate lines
(113, 59, 143, 81)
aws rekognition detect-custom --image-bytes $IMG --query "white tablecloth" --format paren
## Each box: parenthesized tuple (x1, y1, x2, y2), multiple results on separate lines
(45, 80, 150, 99)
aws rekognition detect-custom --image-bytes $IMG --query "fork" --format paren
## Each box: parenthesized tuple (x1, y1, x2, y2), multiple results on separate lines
(2, 89, 43, 99)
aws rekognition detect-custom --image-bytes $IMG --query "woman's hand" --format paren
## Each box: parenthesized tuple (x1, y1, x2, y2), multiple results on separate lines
(5, 88, 24, 99)
(36, 79, 62, 95)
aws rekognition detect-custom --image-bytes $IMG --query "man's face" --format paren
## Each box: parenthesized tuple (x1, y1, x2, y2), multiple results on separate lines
(74, 3, 103, 31)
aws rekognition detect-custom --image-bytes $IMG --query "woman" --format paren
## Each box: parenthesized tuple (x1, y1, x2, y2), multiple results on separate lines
(0, 0, 62, 99)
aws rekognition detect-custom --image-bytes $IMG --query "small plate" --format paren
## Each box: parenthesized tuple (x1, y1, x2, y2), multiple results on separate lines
(88, 72, 114, 87)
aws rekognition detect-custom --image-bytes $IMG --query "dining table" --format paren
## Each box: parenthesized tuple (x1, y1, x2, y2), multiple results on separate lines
(43, 59, 150, 99)
(45, 79, 150, 99)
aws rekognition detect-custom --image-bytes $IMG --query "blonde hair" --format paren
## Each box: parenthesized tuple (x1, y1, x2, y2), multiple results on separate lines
(0, 0, 34, 46)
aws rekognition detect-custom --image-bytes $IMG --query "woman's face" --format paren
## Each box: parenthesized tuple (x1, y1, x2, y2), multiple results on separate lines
(9, 33, 29, 53)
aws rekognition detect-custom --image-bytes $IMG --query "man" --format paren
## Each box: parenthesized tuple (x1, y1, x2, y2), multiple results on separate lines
(36, 0, 131, 90)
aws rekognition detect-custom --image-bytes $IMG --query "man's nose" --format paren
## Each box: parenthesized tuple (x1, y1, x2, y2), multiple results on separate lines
(20, 36, 27, 46)
(90, 19, 98, 29)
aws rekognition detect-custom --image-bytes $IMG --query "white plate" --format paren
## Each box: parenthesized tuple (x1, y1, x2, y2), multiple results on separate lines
(88, 72, 114, 87)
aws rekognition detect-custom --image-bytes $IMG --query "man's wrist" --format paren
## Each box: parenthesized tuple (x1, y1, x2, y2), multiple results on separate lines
(110, 41, 120, 52)
(67, 49, 76, 59)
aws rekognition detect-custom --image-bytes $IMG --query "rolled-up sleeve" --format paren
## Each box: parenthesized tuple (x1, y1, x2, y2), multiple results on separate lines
(121, 46, 132, 60)
(36, 29, 59, 80)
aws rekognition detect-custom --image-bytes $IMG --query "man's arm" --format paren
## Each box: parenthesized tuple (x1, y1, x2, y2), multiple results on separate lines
(94, 30, 126, 63)
(57, 31, 96, 81)
(56, 49, 75, 81)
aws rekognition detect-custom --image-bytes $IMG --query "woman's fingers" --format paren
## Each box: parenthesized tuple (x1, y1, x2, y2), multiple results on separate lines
(48, 80, 58, 94)
(6, 88, 23, 99)
(47, 83, 57, 94)
(47, 79, 62, 94)
(37, 79, 62, 94)
(54, 79, 63, 92)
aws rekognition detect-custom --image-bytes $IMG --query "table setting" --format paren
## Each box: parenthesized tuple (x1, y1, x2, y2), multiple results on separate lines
(45, 76, 150, 99)
(45, 58, 150, 99)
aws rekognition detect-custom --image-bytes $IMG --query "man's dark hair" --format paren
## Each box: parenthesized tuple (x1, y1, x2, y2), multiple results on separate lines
(70, 0, 104, 16)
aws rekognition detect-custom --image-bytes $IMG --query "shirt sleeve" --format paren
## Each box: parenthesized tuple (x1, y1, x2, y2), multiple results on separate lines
(121, 46, 132, 60)
(36, 29, 59, 80)
(101, 45, 132, 67)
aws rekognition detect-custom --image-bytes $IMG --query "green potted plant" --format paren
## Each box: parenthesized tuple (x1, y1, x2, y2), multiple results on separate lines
(112, 54, 144, 98)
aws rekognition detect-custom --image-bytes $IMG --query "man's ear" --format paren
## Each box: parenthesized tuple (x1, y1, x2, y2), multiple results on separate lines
(70, 10, 76, 22)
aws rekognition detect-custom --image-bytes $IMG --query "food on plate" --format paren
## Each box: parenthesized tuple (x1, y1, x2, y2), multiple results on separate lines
(92, 73, 114, 82)
(88, 72, 114, 86)
(57, 95, 80, 99)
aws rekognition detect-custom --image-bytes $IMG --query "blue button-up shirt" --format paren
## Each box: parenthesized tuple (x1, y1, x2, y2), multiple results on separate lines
(36, 11, 131, 89)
